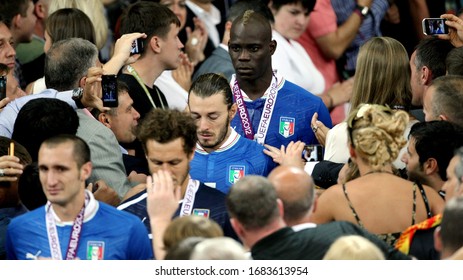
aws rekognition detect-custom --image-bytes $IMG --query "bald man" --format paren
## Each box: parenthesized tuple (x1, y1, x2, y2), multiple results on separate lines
(268, 166, 317, 229)
(228, 172, 409, 259)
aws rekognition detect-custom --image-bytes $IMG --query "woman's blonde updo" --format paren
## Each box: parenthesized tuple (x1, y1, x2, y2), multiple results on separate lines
(347, 104, 409, 170)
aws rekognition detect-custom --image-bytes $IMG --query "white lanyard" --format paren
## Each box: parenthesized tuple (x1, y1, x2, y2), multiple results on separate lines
(232, 74, 279, 145)
(126, 65, 166, 109)
(179, 178, 200, 216)
(45, 192, 89, 260)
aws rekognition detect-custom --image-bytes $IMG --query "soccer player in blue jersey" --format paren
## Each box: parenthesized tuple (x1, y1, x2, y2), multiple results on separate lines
(5, 135, 152, 260)
(188, 73, 274, 194)
(117, 109, 237, 254)
(228, 10, 332, 148)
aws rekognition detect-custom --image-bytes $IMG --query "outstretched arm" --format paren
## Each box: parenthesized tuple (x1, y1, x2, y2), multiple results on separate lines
(264, 141, 306, 169)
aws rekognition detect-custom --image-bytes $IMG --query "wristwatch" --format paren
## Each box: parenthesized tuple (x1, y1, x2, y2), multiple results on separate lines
(355, 5, 370, 18)
(72, 87, 85, 109)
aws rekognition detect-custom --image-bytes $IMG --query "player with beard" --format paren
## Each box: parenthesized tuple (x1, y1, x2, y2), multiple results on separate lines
(188, 73, 274, 194)
(117, 108, 238, 250)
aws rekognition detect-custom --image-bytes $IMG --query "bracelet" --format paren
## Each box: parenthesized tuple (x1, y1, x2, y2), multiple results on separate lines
(325, 94, 333, 109)
(353, 8, 364, 20)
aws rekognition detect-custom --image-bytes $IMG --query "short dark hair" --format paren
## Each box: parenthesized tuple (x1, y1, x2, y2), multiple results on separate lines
(119, 1, 180, 55)
(41, 134, 91, 168)
(0, 0, 31, 27)
(189, 73, 233, 109)
(45, 8, 96, 46)
(18, 162, 46, 210)
(270, 0, 316, 14)
(414, 37, 454, 80)
(44, 38, 98, 91)
(226, 175, 280, 230)
(410, 120, 463, 181)
(12, 98, 79, 162)
(430, 75, 463, 128)
(137, 109, 197, 155)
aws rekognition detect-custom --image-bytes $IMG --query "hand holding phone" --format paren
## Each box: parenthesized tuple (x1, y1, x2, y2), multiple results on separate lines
(422, 18, 449, 36)
(130, 38, 144, 55)
(101, 74, 118, 107)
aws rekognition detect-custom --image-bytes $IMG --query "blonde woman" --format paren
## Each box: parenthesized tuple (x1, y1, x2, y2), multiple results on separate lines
(312, 36, 415, 170)
(310, 104, 444, 247)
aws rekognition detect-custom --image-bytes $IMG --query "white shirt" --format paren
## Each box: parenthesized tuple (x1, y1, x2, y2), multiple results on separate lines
(186, 1, 221, 48)
(271, 30, 325, 95)
(154, 70, 188, 111)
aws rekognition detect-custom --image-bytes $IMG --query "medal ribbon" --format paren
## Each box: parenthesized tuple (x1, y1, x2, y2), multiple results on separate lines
(179, 178, 200, 217)
(232, 74, 279, 145)
(45, 192, 89, 260)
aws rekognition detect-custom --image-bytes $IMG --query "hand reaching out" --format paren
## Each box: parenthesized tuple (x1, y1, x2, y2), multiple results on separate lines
(172, 52, 194, 91)
(311, 112, 330, 147)
(264, 141, 306, 169)
(184, 17, 208, 66)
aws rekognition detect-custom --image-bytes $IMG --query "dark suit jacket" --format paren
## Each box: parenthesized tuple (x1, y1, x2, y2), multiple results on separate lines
(76, 110, 134, 198)
(251, 222, 411, 260)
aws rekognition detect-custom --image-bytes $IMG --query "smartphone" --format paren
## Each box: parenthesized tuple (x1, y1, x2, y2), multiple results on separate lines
(0, 75, 6, 100)
(130, 38, 144, 55)
(422, 18, 449, 36)
(303, 144, 324, 162)
(101, 74, 118, 107)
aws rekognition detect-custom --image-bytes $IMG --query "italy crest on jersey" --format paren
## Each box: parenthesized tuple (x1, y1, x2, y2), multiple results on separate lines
(279, 117, 295, 138)
(87, 241, 104, 260)
(193, 209, 210, 218)
(229, 165, 245, 184)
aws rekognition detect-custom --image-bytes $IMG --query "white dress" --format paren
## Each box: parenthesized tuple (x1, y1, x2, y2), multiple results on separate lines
(271, 30, 325, 95)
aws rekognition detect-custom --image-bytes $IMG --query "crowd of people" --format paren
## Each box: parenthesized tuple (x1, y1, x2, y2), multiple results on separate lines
(1, 0, 463, 261)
